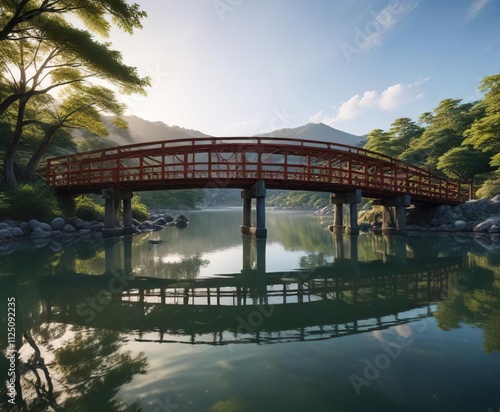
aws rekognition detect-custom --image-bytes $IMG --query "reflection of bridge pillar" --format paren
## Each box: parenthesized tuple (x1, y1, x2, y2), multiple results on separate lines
(242, 236, 266, 275)
(382, 235, 408, 265)
(242, 235, 252, 273)
(345, 235, 359, 261)
(374, 195, 411, 235)
(240, 180, 267, 239)
(102, 188, 134, 238)
(104, 237, 118, 275)
(329, 190, 361, 235)
(124, 235, 133, 276)
(333, 233, 345, 259)
(256, 238, 266, 275)
(255, 239, 267, 304)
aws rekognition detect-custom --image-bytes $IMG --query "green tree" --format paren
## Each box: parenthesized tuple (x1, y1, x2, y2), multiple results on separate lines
(0, 3, 149, 187)
(463, 74, 500, 159)
(0, 0, 146, 42)
(437, 146, 493, 198)
(388, 117, 423, 155)
(20, 84, 126, 180)
(365, 128, 398, 157)
(402, 99, 481, 169)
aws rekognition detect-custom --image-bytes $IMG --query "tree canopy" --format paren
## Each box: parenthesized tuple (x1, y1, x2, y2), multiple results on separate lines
(366, 74, 500, 198)
(0, 0, 149, 187)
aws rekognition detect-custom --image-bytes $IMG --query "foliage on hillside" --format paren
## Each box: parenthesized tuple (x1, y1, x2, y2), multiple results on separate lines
(0, 1, 149, 187)
(138, 190, 205, 210)
(366, 74, 500, 198)
(266, 191, 330, 209)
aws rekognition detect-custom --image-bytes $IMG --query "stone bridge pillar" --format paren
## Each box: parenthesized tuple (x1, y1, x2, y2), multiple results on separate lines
(241, 180, 267, 239)
(329, 190, 362, 235)
(102, 188, 134, 238)
(374, 195, 411, 235)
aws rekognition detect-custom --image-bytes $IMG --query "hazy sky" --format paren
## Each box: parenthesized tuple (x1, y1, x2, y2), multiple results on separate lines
(107, 0, 500, 136)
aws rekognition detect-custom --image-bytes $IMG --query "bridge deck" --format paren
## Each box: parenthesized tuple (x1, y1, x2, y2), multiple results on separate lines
(45, 137, 463, 205)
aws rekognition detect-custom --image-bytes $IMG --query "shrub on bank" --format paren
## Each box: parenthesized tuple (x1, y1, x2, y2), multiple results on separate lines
(75, 195, 104, 221)
(476, 177, 500, 199)
(0, 192, 8, 219)
(132, 196, 149, 221)
(3, 181, 61, 221)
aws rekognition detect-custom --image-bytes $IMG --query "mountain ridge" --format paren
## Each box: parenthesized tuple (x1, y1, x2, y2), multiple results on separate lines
(258, 122, 365, 146)
(81, 116, 365, 149)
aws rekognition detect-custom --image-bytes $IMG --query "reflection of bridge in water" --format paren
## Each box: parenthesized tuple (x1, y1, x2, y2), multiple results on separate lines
(41, 235, 465, 345)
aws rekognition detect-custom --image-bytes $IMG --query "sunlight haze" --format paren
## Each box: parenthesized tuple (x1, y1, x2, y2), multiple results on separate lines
(108, 0, 499, 136)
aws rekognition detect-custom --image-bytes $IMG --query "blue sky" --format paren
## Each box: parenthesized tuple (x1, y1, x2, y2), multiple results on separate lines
(108, 0, 500, 136)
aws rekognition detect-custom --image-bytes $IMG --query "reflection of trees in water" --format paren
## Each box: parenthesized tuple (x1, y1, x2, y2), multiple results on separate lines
(299, 253, 332, 268)
(435, 253, 500, 353)
(266, 212, 332, 252)
(10, 326, 147, 411)
(134, 253, 209, 279)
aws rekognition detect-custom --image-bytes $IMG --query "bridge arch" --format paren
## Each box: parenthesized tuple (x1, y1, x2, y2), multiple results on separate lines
(44, 137, 464, 237)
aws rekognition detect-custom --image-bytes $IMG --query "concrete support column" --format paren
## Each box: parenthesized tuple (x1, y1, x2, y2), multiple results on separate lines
(123, 198, 133, 235)
(242, 197, 252, 228)
(395, 204, 407, 234)
(346, 202, 359, 235)
(104, 198, 114, 229)
(332, 204, 344, 234)
(329, 190, 362, 235)
(240, 180, 267, 239)
(374, 195, 411, 236)
(382, 205, 393, 233)
(255, 196, 266, 239)
(102, 188, 134, 238)
(113, 199, 121, 226)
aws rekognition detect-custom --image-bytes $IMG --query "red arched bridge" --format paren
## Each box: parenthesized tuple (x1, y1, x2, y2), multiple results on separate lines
(44, 137, 464, 237)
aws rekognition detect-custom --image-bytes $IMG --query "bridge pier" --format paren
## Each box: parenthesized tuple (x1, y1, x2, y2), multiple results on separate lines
(102, 188, 134, 238)
(328, 190, 362, 235)
(374, 195, 411, 235)
(240, 180, 267, 239)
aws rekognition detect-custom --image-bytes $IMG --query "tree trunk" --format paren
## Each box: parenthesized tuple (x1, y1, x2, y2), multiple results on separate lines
(469, 178, 474, 200)
(21, 124, 61, 181)
(3, 149, 17, 188)
(3, 97, 28, 188)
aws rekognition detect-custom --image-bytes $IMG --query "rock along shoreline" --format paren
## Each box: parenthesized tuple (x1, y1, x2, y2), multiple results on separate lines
(0, 212, 189, 245)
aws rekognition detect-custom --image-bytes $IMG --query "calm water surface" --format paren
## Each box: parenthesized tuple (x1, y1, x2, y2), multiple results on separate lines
(1, 209, 500, 412)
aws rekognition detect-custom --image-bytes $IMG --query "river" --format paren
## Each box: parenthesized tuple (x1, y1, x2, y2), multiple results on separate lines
(1, 209, 500, 412)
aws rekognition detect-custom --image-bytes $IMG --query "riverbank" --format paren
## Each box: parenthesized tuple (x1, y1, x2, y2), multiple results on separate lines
(315, 195, 500, 236)
(0, 211, 189, 244)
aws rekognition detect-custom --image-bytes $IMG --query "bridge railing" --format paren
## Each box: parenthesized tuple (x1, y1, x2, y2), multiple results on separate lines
(45, 136, 464, 204)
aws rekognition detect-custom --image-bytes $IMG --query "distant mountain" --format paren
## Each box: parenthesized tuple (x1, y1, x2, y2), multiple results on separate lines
(258, 122, 365, 147)
(120, 115, 209, 144)
(76, 115, 210, 149)
(77, 117, 364, 150)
